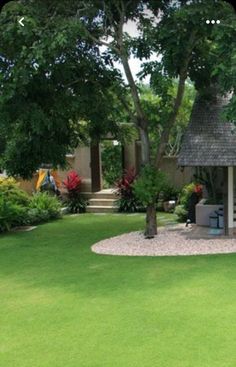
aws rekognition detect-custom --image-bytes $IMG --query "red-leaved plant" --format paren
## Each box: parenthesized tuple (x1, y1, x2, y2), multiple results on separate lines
(116, 168, 136, 199)
(63, 170, 82, 193)
(115, 168, 142, 212)
(63, 171, 87, 213)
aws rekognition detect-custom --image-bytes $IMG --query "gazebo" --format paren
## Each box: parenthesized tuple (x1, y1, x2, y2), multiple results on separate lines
(178, 86, 236, 235)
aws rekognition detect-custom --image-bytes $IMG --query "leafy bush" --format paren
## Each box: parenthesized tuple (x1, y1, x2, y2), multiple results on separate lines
(0, 178, 30, 232)
(26, 208, 50, 224)
(174, 205, 188, 222)
(174, 182, 202, 222)
(133, 166, 167, 207)
(28, 192, 62, 223)
(0, 177, 30, 206)
(0, 196, 27, 232)
(179, 182, 196, 208)
(160, 184, 180, 201)
(115, 168, 143, 212)
(63, 171, 87, 213)
(0, 177, 62, 232)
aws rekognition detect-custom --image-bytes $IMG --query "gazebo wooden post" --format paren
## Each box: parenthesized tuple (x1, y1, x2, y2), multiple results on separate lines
(228, 166, 234, 235)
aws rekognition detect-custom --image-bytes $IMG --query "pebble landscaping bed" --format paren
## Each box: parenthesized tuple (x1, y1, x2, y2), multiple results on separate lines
(92, 224, 236, 256)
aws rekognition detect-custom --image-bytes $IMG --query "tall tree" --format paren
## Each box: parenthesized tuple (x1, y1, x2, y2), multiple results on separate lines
(0, 0, 124, 177)
(0, 0, 235, 236)
(76, 0, 236, 236)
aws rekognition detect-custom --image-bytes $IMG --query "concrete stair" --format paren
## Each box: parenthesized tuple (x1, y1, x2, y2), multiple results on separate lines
(81, 189, 118, 213)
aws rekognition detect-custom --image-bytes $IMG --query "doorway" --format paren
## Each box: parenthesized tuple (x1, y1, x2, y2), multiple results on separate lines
(101, 140, 123, 189)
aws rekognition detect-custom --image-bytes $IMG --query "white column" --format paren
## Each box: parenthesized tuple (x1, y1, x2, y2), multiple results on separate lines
(228, 166, 234, 234)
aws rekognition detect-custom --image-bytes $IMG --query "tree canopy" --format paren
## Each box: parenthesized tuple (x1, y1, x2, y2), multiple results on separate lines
(0, 0, 124, 178)
(0, 0, 236, 235)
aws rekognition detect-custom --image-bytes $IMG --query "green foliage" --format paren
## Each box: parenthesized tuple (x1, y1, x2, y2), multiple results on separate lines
(179, 183, 196, 208)
(62, 171, 87, 213)
(0, 177, 30, 206)
(174, 182, 195, 222)
(101, 141, 123, 187)
(0, 196, 27, 232)
(116, 197, 144, 213)
(0, 180, 62, 232)
(133, 166, 167, 206)
(137, 81, 195, 158)
(28, 192, 62, 223)
(160, 184, 180, 202)
(0, 0, 124, 178)
(174, 205, 188, 222)
(194, 167, 221, 204)
(115, 168, 143, 213)
(66, 197, 88, 214)
(0, 177, 29, 231)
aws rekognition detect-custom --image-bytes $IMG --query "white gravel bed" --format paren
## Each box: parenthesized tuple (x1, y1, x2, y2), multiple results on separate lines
(91, 225, 236, 257)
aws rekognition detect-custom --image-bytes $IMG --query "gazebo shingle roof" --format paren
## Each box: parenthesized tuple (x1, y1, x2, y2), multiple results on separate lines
(178, 92, 236, 166)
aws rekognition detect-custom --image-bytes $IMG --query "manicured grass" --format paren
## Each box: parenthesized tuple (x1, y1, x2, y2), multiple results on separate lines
(1, 213, 236, 367)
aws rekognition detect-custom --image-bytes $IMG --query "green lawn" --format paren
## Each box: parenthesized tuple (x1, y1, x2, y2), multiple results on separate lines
(1, 213, 236, 367)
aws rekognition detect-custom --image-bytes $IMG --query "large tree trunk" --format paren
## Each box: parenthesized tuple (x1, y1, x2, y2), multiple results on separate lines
(145, 203, 157, 238)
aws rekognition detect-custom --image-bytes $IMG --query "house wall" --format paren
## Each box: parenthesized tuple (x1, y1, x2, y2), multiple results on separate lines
(17, 149, 196, 195)
(159, 156, 194, 188)
(57, 146, 92, 192)
(18, 174, 38, 194)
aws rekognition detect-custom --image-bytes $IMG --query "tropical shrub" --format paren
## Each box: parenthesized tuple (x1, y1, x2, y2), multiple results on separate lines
(115, 168, 143, 212)
(174, 182, 202, 222)
(179, 182, 196, 208)
(160, 184, 180, 202)
(0, 178, 30, 231)
(133, 166, 167, 207)
(0, 177, 30, 206)
(194, 167, 219, 204)
(63, 170, 87, 213)
(0, 177, 62, 232)
(0, 196, 27, 232)
(28, 192, 62, 222)
(26, 208, 50, 224)
(174, 205, 188, 222)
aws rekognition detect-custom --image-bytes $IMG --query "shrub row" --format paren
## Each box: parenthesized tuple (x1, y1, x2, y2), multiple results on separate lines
(0, 178, 62, 233)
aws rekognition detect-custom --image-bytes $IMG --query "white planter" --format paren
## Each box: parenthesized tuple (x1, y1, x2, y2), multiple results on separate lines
(196, 199, 223, 226)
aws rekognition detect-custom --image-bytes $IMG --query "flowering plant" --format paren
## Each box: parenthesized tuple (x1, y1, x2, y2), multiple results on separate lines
(115, 168, 143, 212)
(63, 171, 87, 213)
(63, 170, 82, 193)
(194, 183, 203, 197)
(116, 168, 136, 199)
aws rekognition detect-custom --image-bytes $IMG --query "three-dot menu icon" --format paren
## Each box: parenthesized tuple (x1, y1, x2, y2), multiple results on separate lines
(206, 20, 220, 24)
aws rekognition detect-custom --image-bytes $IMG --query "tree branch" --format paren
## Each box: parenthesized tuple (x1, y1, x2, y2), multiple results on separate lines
(116, 92, 137, 124)
(155, 29, 198, 168)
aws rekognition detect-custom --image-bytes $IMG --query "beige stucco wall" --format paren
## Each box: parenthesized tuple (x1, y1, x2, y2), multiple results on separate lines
(17, 149, 195, 195)
(123, 140, 142, 173)
(18, 146, 92, 194)
(159, 156, 194, 188)
(18, 174, 38, 195)
(57, 146, 92, 192)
